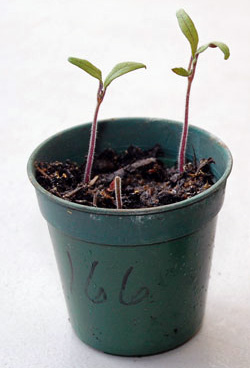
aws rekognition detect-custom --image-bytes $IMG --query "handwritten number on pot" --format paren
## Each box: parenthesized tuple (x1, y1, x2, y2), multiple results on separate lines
(119, 266, 149, 306)
(85, 261, 107, 304)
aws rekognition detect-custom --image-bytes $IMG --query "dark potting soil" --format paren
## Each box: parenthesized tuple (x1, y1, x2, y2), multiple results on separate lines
(35, 144, 215, 209)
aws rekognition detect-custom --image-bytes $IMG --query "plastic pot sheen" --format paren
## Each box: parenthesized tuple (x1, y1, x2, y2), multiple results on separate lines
(27, 118, 232, 356)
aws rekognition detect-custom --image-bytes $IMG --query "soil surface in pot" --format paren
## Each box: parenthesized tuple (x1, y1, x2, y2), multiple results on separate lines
(35, 144, 214, 209)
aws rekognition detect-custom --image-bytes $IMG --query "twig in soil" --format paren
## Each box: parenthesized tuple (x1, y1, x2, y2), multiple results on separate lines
(127, 157, 157, 173)
(107, 157, 157, 182)
(62, 183, 86, 199)
(35, 164, 52, 181)
(89, 175, 99, 187)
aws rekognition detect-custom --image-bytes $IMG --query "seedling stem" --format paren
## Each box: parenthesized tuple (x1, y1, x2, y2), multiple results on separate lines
(178, 55, 198, 172)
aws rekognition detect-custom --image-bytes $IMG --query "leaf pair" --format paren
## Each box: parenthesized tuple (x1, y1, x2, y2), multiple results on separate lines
(68, 57, 146, 89)
(172, 9, 230, 77)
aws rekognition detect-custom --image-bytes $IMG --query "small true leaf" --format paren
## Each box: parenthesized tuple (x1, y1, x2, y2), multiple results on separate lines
(176, 9, 199, 57)
(172, 67, 192, 77)
(104, 62, 146, 89)
(68, 57, 102, 82)
(196, 41, 230, 60)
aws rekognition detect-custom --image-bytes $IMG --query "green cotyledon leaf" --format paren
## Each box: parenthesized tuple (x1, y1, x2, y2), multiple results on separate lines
(104, 62, 146, 89)
(176, 9, 199, 57)
(196, 41, 230, 60)
(68, 57, 102, 82)
(172, 67, 192, 77)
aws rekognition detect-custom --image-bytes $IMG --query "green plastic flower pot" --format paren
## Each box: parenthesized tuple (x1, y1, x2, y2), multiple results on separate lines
(27, 118, 232, 356)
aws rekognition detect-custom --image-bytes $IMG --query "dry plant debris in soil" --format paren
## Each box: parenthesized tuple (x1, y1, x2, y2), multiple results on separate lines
(35, 144, 214, 209)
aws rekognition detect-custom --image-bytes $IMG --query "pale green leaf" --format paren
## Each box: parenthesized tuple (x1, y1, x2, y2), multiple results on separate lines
(68, 57, 102, 82)
(172, 67, 192, 77)
(196, 41, 230, 60)
(176, 9, 199, 57)
(196, 44, 210, 55)
(104, 62, 146, 89)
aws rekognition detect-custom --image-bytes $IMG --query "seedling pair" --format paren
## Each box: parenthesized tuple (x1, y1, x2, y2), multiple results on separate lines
(68, 9, 230, 208)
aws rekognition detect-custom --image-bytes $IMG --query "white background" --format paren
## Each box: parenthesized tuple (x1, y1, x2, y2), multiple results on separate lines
(1, 0, 250, 367)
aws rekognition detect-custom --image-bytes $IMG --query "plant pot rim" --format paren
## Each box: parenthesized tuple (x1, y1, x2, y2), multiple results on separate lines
(27, 117, 233, 216)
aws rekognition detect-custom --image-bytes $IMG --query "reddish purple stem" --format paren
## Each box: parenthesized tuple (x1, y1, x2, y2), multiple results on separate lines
(178, 55, 199, 173)
(84, 82, 106, 183)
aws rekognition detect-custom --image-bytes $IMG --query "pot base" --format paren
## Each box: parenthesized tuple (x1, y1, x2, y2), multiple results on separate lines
(73, 322, 203, 357)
